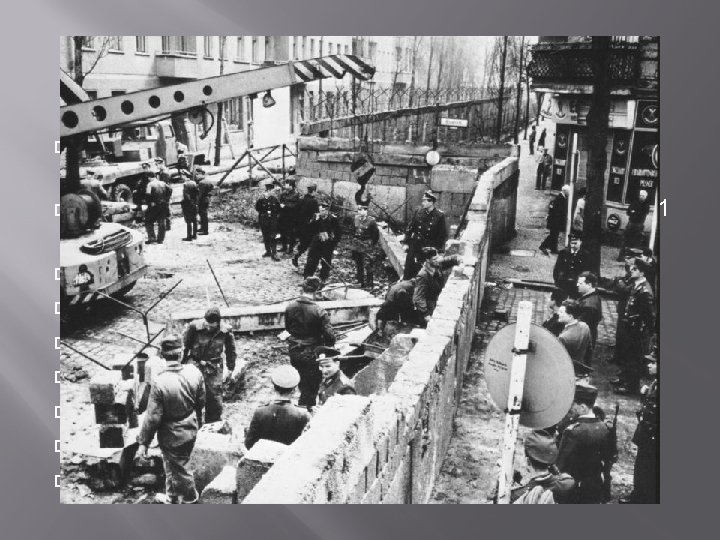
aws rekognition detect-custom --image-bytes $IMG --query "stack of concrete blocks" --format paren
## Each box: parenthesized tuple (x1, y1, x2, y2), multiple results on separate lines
(198, 438, 286, 504)
(89, 370, 137, 449)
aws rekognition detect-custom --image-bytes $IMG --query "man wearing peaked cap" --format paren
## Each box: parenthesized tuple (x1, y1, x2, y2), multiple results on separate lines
(555, 383, 613, 504)
(182, 307, 239, 423)
(256, 179, 282, 260)
(137, 335, 206, 504)
(196, 167, 214, 236)
(293, 182, 320, 268)
(402, 189, 448, 279)
(284, 279, 336, 410)
(244, 365, 310, 450)
(303, 200, 342, 282)
(316, 347, 356, 406)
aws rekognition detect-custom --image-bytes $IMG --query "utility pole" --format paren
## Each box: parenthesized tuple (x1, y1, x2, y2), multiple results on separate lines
(214, 36, 227, 166)
(495, 36, 508, 144)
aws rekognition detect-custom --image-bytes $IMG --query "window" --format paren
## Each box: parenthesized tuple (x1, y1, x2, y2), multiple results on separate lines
(369, 41, 377, 61)
(224, 97, 245, 130)
(265, 37, 272, 61)
(136, 36, 147, 53)
(108, 36, 123, 51)
(236, 37, 244, 61)
(85, 90, 98, 100)
(161, 36, 196, 55)
(337, 43, 342, 55)
(302, 36, 307, 58)
(203, 36, 213, 58)
(292, 37, 297, 60)
(252, 37, 260, 63)
(111, 90, 126, 97)
(310, 38, 315, 57)
(344, 44, 349, 55)
(325, 42, 331, 55)
(82, 36, 95, 50)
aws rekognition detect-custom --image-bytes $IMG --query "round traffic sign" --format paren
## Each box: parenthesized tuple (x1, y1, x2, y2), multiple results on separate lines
(425, 150, 441, 166)
(484, 323, 575, 428)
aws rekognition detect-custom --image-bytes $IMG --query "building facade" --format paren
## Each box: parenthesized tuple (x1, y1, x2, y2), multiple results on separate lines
(527, 36, 659, 234)
(60, 36, 410, 155)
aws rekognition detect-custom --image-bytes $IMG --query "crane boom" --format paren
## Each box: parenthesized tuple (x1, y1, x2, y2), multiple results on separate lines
(59, 54, 375, 138)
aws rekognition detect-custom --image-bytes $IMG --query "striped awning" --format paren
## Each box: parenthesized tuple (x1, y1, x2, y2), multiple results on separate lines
(292, 54, 375, 83)
(60, 68, 90, 105)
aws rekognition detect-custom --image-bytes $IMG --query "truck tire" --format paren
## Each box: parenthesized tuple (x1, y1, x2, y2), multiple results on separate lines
(113, 183, 133, 204)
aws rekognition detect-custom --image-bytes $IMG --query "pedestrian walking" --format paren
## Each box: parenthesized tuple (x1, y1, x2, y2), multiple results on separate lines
(540, 185, 570, 254)
(144, 172, 167, 245)
(303, 202, 341, 283)
(552, 231, 592, 297)
(196, 168, 213, 236)
(181, 174, 199, 241)
(618, 189, 651, 261)
(528, 125, 536, 155)
(292, 183, 320, 268)
(350, 202, 379, 288)
(244, 365, 310, 450)
(284, 277, 337, 409)
(402, 190, 448, 280)
(316, 347, 356, 406)
(182, 307, 240, 423)
(555, 384, 613, 504)
(278, 178, 301, 254)
(255, 179, 282, 260)
(137, 335, 205, 504)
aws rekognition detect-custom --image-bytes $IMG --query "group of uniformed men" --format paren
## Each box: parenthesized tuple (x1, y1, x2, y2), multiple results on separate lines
(137, 278, 358, 503)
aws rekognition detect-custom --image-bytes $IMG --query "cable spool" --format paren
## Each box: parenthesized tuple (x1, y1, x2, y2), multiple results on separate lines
(59, 189, 103, 238)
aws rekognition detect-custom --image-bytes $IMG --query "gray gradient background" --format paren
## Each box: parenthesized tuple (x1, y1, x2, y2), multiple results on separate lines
(0, 0, 709, 537)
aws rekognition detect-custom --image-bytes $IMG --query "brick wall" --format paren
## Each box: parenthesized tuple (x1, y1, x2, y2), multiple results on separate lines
(243, 156, 519, 504)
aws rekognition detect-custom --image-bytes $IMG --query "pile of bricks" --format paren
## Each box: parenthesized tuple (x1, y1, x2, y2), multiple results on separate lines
(88, 369, 137, 449)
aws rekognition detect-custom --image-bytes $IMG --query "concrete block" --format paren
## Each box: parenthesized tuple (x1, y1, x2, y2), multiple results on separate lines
(200, 465, 237, 504)
(99, 424, 127, 448)
(236, 439, 288, 502)
(93, 388, 134, 425)
(189, 431, 244, 493)
(89, 370, 123, 405)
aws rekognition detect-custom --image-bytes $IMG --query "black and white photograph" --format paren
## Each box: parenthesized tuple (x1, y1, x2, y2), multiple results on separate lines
(57, 35, 659, 504)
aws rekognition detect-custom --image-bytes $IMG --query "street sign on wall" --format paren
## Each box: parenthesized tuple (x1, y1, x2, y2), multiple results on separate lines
(440, 117, 469, 128)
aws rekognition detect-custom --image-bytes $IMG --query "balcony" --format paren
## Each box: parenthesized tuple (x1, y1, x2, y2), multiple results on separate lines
(528, 41, 641, 88)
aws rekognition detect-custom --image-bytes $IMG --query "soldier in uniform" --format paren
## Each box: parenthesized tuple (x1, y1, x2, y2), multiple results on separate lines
(181, 172, 199, 241)
(621, 358, 659, 503)
(553, 231, 592, 297)
(402, 190, 448, 280)
(292, 183, 320, 268)
(154, 158, 173, 231)
(196, 168, 213, 236)
(133, 161, 153, 220)
(542, 289, 569, 337)
(182, 307, 239, 423)
(613, 259, 656, 395)
(255, 179, 282, 261)
(144, 172, 167, 245)
(618, 189, 651, 261)
(412, 248, 463, 325)
(244, 365, 310, 450)
(278, 178, 301, 254)
(375, 278, 418, 336)
(284, 277, 337, 409)
(316, 347, 356, 406)
(137, 335, 205, 504)
(303, 202, 341, 283)
(511, 430, 575, 504)
(350, 202, 379, 288)
(555, 384, 612, 504)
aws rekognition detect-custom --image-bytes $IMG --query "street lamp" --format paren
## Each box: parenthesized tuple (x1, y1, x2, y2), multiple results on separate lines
(262, 90, 276, 108)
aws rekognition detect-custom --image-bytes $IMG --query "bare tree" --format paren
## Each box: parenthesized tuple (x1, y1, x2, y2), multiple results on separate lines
(495, 36, 508, 143)
(513, 36, 525, 144)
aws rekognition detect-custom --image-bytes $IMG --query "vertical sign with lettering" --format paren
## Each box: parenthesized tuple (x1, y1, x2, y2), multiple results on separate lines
(606, 131, 631, 203)
(551, 124, 571, 190)
(626, 131, 659, 203)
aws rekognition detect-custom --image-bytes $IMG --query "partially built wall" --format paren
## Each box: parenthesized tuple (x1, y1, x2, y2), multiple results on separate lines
(242, 154, 519, 504)
(294, 136, 515, 228)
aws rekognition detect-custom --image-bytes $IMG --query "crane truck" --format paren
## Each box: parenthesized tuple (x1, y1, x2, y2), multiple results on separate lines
(59, 54, 376, 307)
